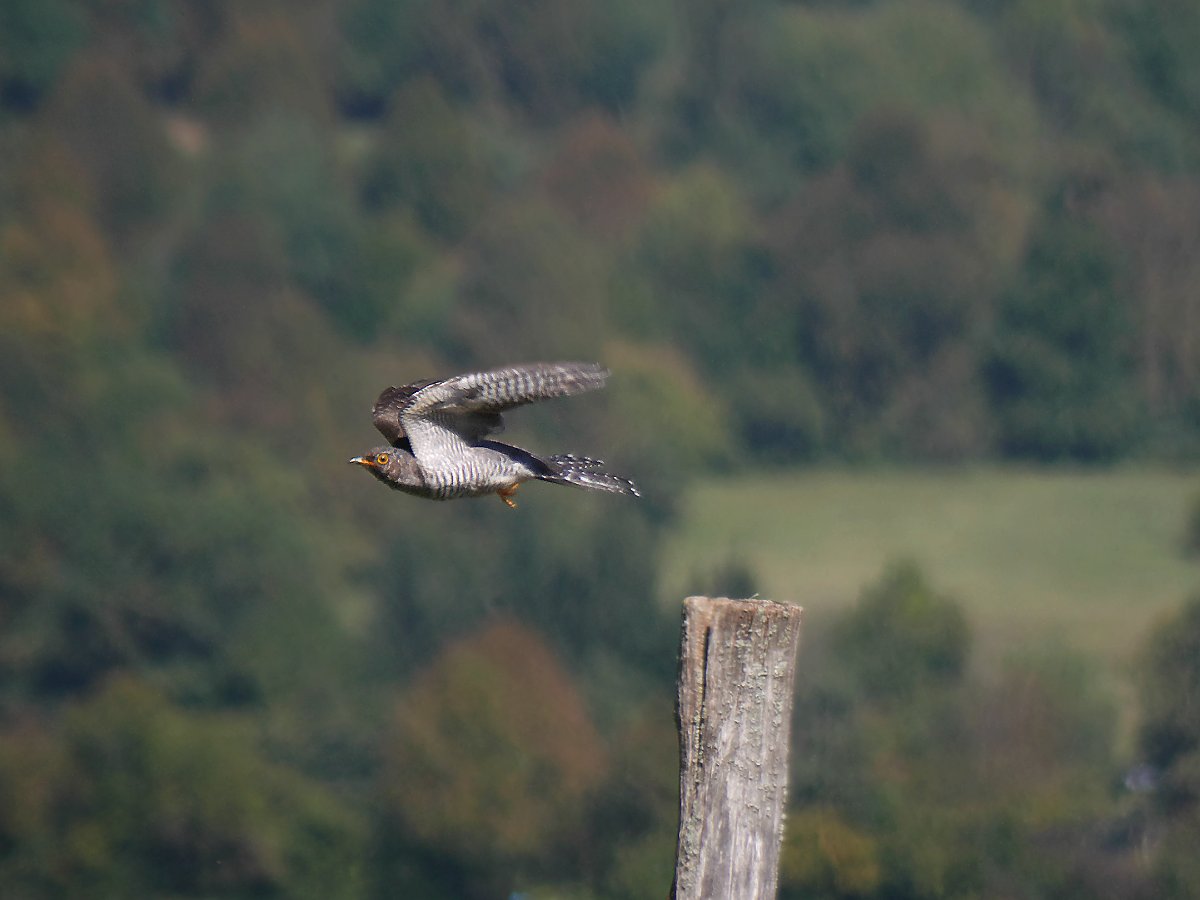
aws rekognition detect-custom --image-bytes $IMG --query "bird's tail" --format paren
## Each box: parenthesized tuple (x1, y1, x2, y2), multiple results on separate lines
(540, 454, 640, 498)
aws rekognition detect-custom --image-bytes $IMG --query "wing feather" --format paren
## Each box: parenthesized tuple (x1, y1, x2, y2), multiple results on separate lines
(399, 362, 609, 464)
(409, 362, 608, 415)
(372, 380, 434, 446)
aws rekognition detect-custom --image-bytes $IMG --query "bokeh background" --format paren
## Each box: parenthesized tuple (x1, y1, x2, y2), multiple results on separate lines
(2, 0, 1200, 897)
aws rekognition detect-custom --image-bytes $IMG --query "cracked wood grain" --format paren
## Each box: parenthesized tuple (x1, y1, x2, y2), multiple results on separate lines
(672, 596, 804, 900)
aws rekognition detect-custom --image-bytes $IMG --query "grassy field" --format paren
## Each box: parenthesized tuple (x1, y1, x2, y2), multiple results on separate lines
(663, 467, 1200, 670)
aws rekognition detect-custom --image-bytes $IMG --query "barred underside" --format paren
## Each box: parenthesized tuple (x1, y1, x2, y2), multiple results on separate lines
(423, 449, 536, 499)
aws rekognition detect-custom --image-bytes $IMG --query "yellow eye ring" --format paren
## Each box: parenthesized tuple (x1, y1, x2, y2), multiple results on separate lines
(376, 452, 390, 465)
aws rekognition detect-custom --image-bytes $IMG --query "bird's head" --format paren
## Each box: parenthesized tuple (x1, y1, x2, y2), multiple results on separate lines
(349, 447, 421, 489)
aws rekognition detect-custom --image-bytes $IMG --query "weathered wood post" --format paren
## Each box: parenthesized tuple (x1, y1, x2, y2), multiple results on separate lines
(672, 596, 804, 900)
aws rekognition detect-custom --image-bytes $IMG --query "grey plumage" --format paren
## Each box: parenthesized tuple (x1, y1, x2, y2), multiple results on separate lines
(350, 362, 639, 507)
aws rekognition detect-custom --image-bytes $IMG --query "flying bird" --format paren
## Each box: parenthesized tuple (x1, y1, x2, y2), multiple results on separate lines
(350, 362, 639, 508)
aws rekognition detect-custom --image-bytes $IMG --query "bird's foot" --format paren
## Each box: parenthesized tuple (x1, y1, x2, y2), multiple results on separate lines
(498, 485, 519, 509)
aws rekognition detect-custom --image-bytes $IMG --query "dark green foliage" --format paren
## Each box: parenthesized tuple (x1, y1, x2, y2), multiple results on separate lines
(45, 56, 182, 244)
(0, 341, 357, 709)
(192, 7, 328, 129)
(986, 211, 1141, 461)
(631, 166, 779, 414)
(0, 0, 1197, 469)
(453, 199, 610, 360)
(212, 114, 379, 340)
(1138, 596, 1200, 785)
(1136, 595, 1200, 896)
(0, 678, 364, 899)
(723, 2, 1034, 185)
(368, 491, 674, 685)
(542, 113, 656, 241)
(339, 0, 666, 123)
(1118, 0, 1200, 124)
(787, 562, 1131, 900)
(0, 0, 86, 110)
(335, 0, 428, 116)
(833, 559, 970, 703)
(766, 106, 1027, 458)
(375, 621, 607, 897)
(602, 341, 736, 486)
(571, 0, 668, 114)
(362, 79, 491, 241)
(727, 366, 826, 463)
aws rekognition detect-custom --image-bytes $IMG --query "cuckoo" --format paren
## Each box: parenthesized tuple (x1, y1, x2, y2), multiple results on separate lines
(350, 362, 639, 508)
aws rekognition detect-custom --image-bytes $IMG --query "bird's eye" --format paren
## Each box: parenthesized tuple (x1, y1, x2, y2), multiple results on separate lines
(376, 452, 389, 465)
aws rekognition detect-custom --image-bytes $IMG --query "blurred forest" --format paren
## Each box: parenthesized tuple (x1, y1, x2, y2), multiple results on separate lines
(2, 0, 1200, 897)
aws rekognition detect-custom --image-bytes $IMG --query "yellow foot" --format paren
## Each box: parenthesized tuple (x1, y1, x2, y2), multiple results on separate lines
(498, 485, 519, 509)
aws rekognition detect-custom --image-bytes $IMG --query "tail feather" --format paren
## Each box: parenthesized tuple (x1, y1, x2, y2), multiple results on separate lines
(541, 453, 640, 498)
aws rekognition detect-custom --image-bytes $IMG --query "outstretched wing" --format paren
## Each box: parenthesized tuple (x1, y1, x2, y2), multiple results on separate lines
(400, 362, 609, 464)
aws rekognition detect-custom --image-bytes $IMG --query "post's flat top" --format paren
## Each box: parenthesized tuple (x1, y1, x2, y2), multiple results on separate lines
(683, 595, 803, 615)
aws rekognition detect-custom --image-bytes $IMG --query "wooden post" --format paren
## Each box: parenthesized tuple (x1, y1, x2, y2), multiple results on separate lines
(672, 596, 804, 900)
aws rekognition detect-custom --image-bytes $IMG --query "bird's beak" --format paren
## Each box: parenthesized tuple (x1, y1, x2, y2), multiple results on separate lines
(348, 456, 374, 467)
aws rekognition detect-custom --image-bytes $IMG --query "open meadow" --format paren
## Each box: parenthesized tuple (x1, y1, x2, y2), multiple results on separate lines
(664, 467, 1200, 672)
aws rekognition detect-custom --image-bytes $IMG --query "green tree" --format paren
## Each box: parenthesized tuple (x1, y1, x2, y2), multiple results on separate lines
(368, 478, 675, 688)
(1139, 596, 1200, 796)
(334, 0, 426, 115)
(1122, 0, 1200, 119)
(1092, 174, 1200, 439)
(213, 113, 378, 340)
(973, 642, 1118, 825)
(79, 0, 217, 102)
(988, 0, 1197, 168)
(725, 0, 1036, 182)
(768, 108, 1030, 458)
(163, 207, 356, 439)
(585, 707, 678, 900)
(779, 808, 883, 900)
(631, 164, 773, 404)
(791, 562, 981, 897)
(541, 113, 655, 242)
(0, 0, 86, 110)
(451, 198, 610, 361)
(193, 6, 329, 129)
(833, 559, 970, 704)
(603, 341, 734, 482)
(0, 329, 359, 711)
(1137, 595, 1200, 895)
(376, 621, 607, 899)
(985, 206, 1141, 460)
(792, 562, 1127, 898)
(361, 78, 491, 241)
(0, 678, 364, 899)
(0, 177, 120, 343)
(44, 55, 181, 246)
(368, 0, 666, 122)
